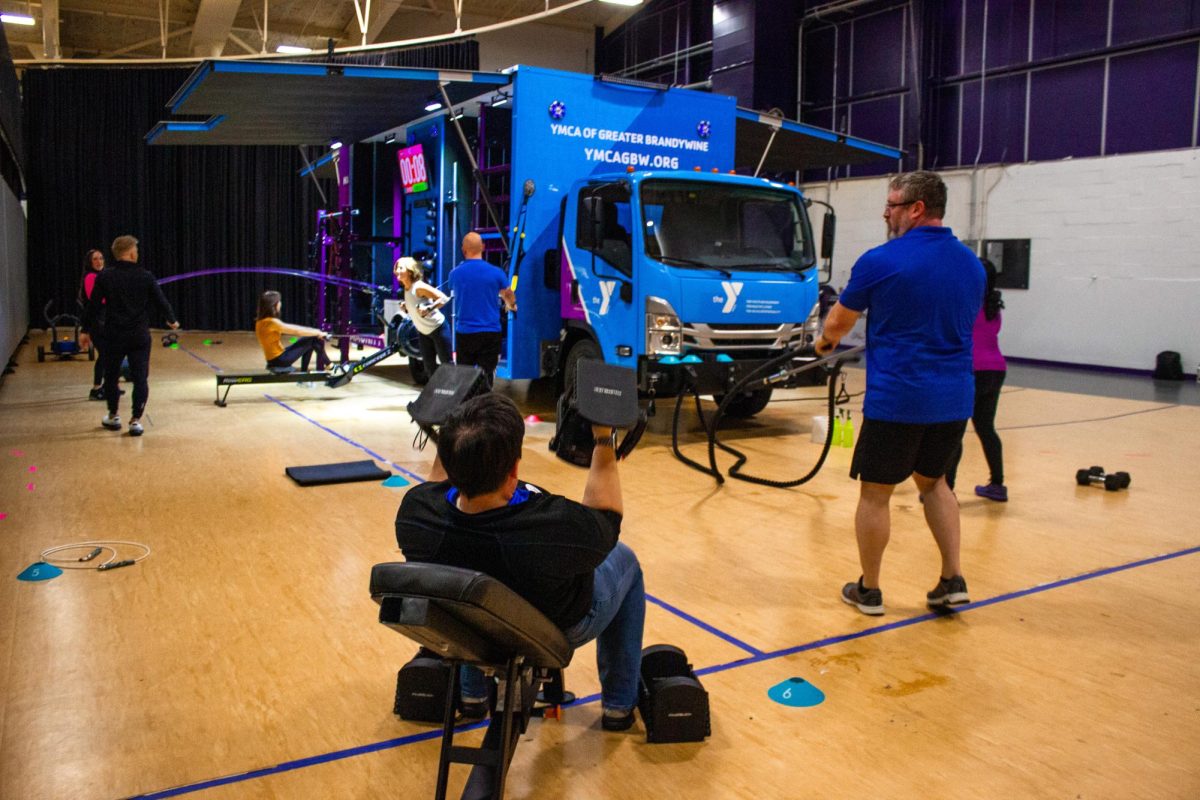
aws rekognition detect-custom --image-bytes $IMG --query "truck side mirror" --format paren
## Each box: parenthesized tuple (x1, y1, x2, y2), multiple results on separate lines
(820, 210, 836, 262)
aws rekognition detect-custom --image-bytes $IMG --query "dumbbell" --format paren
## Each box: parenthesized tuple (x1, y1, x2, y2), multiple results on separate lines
(1075, 465, 1131, 492)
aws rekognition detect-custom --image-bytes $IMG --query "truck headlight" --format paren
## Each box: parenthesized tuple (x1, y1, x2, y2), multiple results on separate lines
(646, 296, 682, 355)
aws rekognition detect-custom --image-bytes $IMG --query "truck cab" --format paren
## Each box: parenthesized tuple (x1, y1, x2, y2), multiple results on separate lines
(557, 169, 822, 414)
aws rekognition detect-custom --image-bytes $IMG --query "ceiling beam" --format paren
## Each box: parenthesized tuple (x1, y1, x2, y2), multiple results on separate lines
(188, 0, 241, 58)
(102, 24, 192, 58)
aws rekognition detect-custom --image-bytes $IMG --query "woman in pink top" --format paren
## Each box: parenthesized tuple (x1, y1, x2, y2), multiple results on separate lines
(78, 249, 107, 400)
(946, 259, 1007, 502)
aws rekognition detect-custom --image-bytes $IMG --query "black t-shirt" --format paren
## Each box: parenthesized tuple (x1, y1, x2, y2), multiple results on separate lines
(394, 480, 621, 630)
(83, 260, 177, 337)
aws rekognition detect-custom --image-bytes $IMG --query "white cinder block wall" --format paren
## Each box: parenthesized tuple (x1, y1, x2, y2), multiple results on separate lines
(803, 148, 1200, 373)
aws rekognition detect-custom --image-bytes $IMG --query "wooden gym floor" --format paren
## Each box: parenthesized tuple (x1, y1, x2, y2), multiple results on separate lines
(1, 331, 1197, 800)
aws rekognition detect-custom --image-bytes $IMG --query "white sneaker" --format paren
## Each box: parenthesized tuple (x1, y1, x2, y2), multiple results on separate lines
(101, 413, 121, 431)
(129, 419, 144, 437)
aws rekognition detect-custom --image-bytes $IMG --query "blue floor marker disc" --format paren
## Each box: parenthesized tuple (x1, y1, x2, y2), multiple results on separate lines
(768, 677, 825, 707)
(18, 562, 63, 582)
(382, 475, 411, 488)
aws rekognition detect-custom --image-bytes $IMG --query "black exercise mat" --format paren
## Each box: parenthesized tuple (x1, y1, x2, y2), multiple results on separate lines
(285, 460, 391, 487)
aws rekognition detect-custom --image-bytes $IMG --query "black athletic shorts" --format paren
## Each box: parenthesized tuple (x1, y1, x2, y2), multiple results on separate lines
(849, 417, 969, 485)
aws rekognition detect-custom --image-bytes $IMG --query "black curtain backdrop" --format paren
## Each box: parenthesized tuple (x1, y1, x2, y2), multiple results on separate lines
(22, 41, 479, 332)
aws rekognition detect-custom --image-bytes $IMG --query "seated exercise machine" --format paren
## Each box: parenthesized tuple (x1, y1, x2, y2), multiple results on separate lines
(213, 317, 423, 405)
(370, 562, 574, 800)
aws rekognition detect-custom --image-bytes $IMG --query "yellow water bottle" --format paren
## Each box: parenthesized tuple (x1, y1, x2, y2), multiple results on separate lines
(842, 410, 854, 448)
(832, 411, 844, 447)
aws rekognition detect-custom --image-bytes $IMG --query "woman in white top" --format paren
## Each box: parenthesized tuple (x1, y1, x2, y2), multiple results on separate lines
(394, 257, 452, 379)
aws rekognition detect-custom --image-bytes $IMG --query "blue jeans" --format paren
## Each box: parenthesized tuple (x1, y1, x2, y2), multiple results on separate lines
(460, 543, 646, 712)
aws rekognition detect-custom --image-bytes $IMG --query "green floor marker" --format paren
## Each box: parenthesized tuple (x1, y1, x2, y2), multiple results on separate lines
(170, 343, 179, 350)
(202, 338, 212, 346)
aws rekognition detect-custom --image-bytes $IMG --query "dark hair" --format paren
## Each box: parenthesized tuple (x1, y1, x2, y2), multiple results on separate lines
(256, 290, 282, 321)
(980, 258, 1004, 321)
(77, 249, 103, 307)
(889, 171, 947, 218)
(437, 393, 525, 497)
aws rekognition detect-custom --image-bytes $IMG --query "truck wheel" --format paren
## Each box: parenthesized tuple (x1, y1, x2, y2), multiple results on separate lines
(714, 387, 773, 418)
(563, 338, 602, 398)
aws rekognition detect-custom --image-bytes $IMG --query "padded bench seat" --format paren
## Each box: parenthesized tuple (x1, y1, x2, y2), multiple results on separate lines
(370, 562, 574, 800)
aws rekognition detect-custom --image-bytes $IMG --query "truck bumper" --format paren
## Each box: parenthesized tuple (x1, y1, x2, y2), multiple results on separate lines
(638, 351, 823, 397)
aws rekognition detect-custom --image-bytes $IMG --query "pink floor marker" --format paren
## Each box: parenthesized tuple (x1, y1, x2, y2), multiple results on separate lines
(0, 513, 7, 521)
(28, 466, 37, 473)
(26, 483, 34, 492)
(10, 450, 24, 457)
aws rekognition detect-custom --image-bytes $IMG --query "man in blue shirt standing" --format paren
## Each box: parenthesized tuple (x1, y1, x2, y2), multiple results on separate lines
(816, 171, 984, 616)
(447, 232, 517, 387)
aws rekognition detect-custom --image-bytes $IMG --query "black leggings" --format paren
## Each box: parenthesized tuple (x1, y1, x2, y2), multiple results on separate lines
(946, 369, 1006, 489)
(92, 343, 104, 386)
(417, 324, 452, 378)
(267, 336, 328, 372)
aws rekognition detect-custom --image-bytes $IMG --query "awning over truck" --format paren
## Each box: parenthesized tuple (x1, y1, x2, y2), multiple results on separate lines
(734, 109, 902, 173)
(146, 60, 510, 146)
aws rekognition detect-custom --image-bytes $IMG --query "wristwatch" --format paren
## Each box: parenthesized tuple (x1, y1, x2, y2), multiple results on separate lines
(593, 428, 618, 449)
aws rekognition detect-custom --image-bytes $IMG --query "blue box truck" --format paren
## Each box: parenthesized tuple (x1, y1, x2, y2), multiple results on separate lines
(148, 62, 898, 414)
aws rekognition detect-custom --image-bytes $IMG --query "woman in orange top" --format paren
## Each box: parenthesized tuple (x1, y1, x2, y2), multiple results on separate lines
(254, 290, 331, 372)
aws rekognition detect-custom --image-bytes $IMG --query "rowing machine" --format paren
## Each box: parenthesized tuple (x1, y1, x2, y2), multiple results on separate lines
(213, 368, 331, 406)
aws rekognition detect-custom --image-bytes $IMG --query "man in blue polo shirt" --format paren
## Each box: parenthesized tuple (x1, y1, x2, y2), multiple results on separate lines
(447, 232, 517, 387)
(816, 171, 984, 616)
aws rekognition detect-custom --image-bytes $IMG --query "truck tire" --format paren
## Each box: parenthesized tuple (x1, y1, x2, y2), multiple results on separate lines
(713, 387, 773, 418)
(563, 338, 602, 398)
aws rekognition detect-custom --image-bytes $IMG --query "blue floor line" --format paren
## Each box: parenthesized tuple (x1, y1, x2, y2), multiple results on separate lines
(646, 593, 763, 657)
(266, 395, 427, 484)
(119, 543, 1200, 800)
(177, 345, 222, 372)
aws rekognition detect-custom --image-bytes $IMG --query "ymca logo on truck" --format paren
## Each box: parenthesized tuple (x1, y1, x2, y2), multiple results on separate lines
(714, 281, 743, 314)
(597, 281, 618, 315)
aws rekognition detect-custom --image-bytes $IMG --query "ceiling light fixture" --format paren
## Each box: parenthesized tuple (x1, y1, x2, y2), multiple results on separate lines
(275, 44, 312, 55)
(0, 14, 36, 25)
(424, 100, 443, 112)
(598, 0, 643, 6)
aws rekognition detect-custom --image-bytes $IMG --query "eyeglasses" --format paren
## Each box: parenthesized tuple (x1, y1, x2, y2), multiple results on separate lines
(885, 199, 918, 209)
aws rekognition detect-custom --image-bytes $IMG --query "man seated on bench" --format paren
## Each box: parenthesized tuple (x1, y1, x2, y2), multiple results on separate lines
(395, 392, 645, 732)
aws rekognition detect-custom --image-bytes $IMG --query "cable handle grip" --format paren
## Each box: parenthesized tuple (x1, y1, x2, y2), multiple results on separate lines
(97, 559, 136, 571)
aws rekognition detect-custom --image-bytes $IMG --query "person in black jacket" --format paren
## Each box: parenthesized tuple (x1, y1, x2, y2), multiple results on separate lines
(395, 392, 645, 732)
(80, 235, 179, 437)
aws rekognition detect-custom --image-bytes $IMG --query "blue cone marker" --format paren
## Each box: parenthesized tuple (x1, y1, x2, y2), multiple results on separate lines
(18, 562, 63, 582)
(382, 475, 410, 488)
(768, 677, 825, 707)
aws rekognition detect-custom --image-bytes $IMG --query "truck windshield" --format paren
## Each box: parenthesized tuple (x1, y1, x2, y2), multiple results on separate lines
(640, 180, 814, 272)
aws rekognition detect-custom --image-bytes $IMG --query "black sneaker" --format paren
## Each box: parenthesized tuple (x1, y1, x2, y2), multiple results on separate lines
(128, 420, 144, 437)
(927, 575, 970, 608)
(601, 708, 636, 732)
(841, 578, 884, 616)
(101, 413, 121, 431)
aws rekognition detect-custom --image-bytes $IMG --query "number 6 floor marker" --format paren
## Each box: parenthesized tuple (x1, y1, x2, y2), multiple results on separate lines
(768, 677, 826, 707)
